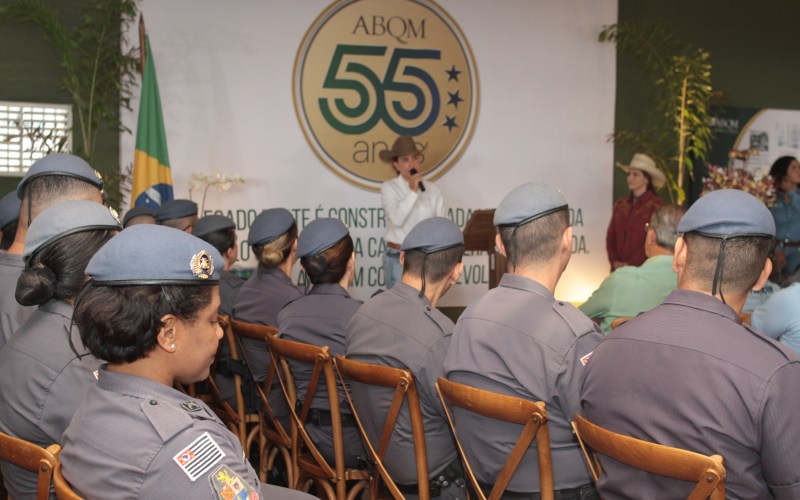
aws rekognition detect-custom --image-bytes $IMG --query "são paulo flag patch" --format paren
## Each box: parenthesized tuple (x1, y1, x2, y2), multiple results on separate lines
(174, 432, 226, 481)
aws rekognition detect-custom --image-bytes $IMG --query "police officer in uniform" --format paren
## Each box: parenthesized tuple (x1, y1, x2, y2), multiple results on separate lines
(444, 182, 602, 498)
(0, 191, 21, 250)
(346, 217, 466, 499)
(581, 189, 800, 498)
(154, 199, 199, 232)
(0, 153, 104, 343)
(0, 200, 120, 497)
(277, 217, 364, 467)
(233, 208, 301, 417)
(122, 206, 156, 228)
(59, 225, 312, 499)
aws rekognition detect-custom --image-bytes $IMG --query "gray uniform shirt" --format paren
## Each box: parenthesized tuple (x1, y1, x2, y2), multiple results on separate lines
(0, 252, 33, 345)
(278, 283, 364, 466)
(0, 299, 100, 498)
(444, 274, 602, 492)
(220, 269, 245, 317)
(581, 289, 800, 499)
(345, 282, 458, 485)
(60, 367, 313, 499)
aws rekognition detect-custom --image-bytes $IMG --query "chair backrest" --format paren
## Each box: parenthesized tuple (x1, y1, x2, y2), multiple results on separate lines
(334, 354, 429, 500)
(571, 414, 726, 500)
(52, 450, 82, 500)
(267, 337, 368, 500)
(435, 377, 554, 500)
(0, 432, 60, 500)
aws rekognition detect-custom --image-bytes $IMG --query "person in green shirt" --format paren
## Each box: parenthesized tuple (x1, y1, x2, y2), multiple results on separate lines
(581, 204, 685, 333)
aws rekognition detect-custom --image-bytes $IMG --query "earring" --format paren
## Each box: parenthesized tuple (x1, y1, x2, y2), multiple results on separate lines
(170, 344, 176, 349)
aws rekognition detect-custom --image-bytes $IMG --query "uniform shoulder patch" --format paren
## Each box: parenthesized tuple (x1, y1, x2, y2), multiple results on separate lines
(173, 432, 226, 481)
(580, 351, 594, 366)
(209, 464, 259, 500)
(181, 400, 203, 412)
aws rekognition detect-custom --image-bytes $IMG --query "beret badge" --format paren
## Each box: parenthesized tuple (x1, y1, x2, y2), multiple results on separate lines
(190, 250, 215, 280)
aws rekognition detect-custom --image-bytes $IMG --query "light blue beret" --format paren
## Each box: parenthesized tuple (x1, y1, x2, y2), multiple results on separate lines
(0, 191, 21, 228)
(122, 206, 155, 227)
(87, 225, 222, 285)
(297, 218, 349, 258)
(17, 154, 103, 198)
(678, 189, 775, 238)
(401, 217, 464, 253)
(193, 215, 235, 238)
(154, 199, 198, 222)
(493, 182, 568, 227)
(23, 200, 121, 262)
(248, 208, 295, 246)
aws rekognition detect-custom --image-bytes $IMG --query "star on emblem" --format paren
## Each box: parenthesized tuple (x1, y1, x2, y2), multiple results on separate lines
(443, 115, 458, 132)
(445, 65, 461, 82)
(447, 90, 464, 109)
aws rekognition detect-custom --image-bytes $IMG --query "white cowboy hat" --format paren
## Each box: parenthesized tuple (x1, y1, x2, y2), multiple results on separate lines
(615, 153, 666, 188)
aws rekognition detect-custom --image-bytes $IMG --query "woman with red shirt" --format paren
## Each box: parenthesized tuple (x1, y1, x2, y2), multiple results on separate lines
(606, 153, 665, 270)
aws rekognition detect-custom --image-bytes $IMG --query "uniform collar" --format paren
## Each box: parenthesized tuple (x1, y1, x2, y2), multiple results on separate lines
(258, 266, 293, 285)
(0, 251, 23, 267)
(39, 299, 74, 319)
(96, 365, 185, 402)
(662, 289, 740, 323)
(391, 281, 433, 307)
(498, 273, 554, 300)
(309, 283, 350, 297)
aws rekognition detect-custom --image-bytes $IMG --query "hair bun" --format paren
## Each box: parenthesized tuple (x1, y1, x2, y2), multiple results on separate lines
(16, 266, 57, 306)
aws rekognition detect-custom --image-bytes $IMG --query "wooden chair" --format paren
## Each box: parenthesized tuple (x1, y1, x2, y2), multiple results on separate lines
(52, 450, 82, 500)
(0, 432, 60, 500)
(266, 337, 369, 500)
(334, 355, 430, 500)
(571, 414, 726, 499)
(230, 318, 294, 486)
(738, 312, 752, 325)
(435, 377, 554, 500)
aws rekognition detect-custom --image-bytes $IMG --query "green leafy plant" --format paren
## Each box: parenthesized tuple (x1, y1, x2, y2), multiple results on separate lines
(0, 0, 139, 209)
(600, 23, 714, 205)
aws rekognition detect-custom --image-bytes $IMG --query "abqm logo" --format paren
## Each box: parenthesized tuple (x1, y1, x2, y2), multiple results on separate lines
(294, 0, 479, 190)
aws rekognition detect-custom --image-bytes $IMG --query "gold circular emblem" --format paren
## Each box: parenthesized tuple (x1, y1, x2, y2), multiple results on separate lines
(190, 250, 214, 280)
(294, 0, 479, 191)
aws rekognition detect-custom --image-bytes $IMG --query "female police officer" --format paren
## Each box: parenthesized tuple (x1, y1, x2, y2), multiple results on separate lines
(59, 224, 310, 499)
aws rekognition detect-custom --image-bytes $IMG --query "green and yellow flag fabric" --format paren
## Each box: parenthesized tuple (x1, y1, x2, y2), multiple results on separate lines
(131, 35, 173, 208)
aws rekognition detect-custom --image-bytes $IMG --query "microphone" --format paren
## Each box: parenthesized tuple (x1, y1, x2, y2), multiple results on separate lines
(410, 169, 426, 192)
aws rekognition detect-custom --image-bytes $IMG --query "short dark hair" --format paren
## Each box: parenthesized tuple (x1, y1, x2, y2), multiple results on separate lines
(1, 219, 18, 250)
(15, 229, 117, 306)
(498, 210, 569, 268)
(198, 227, 237, 255)
(683, 233, 774, 295)
(301, 235, 353, 285)
(403, 244, 464, 282)
(24, 175, 101, 219)
(75, 284, 213, 364)
(253, 223, 298, 270)
(769, 156, 798, 190)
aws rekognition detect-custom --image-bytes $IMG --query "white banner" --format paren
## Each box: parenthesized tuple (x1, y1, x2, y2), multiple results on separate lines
(121, 0, 618, 305)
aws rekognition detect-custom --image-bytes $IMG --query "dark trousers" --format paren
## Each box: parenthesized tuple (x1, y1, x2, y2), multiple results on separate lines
(478, 482, 598, 500)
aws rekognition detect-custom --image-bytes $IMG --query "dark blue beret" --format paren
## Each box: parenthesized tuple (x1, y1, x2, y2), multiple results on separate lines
(297, 218, 349, 258)
(0, 191, 21, 228)
(247, 208, 295, 246)
(193, 215, 235, 238)
(122, 206, 156, 227)
(401, 217, 463, 253)
(678, 189, 775, 238)
(17, 154, 103, 198)
(87, 225, 222, 285)
(24, 200, 121, 262)
(493, 182, 568, 227)
(153, 199, 198, 222)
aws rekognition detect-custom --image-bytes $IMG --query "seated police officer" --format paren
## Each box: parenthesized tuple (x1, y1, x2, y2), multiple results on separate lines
(154, 199, 198, 232)
(346, 217, 466, 499)
(122, 206, 156, 228)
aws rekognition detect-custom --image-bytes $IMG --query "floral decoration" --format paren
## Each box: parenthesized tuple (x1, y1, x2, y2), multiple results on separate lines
(188, 171, 246, 213)
(702, 164, 776, 207)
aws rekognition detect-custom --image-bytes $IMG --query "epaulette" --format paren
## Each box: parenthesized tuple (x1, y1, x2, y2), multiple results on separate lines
(141, 398, 198, 443)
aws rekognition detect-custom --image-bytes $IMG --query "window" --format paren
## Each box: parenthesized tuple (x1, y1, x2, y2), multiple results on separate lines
(0, 101, 72, 176)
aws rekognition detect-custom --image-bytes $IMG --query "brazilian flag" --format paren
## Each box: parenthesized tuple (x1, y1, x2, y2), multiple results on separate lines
(131, 35, 173, 208)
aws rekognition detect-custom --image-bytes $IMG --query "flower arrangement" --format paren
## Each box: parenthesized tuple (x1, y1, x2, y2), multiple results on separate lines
(702, 164, 776, 207)
(188, 172, 246, 213)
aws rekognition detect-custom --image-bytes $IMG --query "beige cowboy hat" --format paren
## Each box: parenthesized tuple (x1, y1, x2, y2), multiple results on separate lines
(379, 136, 425, 163)
(615, 153, 666, 188)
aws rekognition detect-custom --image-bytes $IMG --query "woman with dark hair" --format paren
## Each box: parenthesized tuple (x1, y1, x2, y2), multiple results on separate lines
(768, 156, 800, 278)
(277, 218, 363, 467)
(0, 200, 120, 498)
(606, 153, 665, 270)
(233, 208, 302, 414)
(59, 225, 310, 499)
